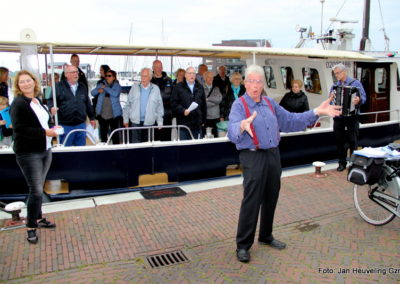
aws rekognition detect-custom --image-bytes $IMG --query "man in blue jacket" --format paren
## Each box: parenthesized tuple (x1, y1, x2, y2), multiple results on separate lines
(48, 65, 95, 146)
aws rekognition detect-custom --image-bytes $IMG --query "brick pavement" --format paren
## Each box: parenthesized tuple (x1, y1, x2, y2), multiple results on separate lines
(0, 170, 399, 283)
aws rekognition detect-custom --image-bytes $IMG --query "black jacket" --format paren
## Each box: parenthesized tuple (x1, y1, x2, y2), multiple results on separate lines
(279, 91, 310, 113)
(0, 82, 8, 99)
(10, 96, 53, 154)
(223, 84, 246, 119)
(151, 72, 173, 121)
(171, 80, 207, 130)
(48, 80, 94, 126)
(212, 74, 230, 96)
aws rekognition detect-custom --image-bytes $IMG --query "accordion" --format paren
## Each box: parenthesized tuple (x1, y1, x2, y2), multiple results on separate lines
(332, 85, 360, 116)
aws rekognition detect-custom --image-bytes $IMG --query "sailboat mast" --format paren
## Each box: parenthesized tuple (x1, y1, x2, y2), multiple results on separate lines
(359, 0, 371, 51)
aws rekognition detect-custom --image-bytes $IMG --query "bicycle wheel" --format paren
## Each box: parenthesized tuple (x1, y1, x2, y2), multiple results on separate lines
(353, 166, 399, 225)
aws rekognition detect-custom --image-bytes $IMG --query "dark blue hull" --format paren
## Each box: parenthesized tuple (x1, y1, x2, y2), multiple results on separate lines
(1, 122, 399, 200)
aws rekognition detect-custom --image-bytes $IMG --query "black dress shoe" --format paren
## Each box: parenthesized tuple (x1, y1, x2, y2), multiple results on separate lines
(259, 238, 287, 250)
(38, 218, 56, 228)
(27, 229, 38, 244)
(337, 164, 346, 172)
(236, 249, 250, 263)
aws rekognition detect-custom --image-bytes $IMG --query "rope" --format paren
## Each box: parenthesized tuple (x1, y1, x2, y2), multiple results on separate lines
(378, 0, 390, 51)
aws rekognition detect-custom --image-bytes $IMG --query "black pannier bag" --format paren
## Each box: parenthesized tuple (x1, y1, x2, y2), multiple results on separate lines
(347, 154, 385, 185)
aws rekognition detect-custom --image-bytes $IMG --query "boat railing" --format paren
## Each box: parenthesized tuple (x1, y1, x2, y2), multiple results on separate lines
(358, 109, 400, 124)
(308, 116, 331, 130)
(60, 129, 98, 147)
(107, 125, 195, 145)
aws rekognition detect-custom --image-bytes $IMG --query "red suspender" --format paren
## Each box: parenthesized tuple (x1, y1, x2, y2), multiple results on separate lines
(262, 96, 275, 114)
(240, 96, 260, 148)
(239, 96, 275, 149)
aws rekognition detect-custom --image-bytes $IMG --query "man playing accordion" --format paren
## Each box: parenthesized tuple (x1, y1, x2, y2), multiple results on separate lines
(330, 63, 366, 172)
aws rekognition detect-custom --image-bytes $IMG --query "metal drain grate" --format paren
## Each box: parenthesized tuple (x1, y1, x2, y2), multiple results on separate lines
(146, 250, 189, 268)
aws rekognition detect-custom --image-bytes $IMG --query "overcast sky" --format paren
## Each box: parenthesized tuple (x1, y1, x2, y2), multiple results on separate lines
(1, 0, 399, 72)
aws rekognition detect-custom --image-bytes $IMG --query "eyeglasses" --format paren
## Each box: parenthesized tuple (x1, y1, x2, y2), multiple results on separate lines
(66, 71, 78, 74)
(334, 70, 343, 75)
(246, 79, 263, 85)
(106, 75, 113, 77)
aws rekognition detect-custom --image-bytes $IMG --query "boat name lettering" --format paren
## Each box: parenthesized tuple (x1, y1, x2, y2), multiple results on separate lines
(326, 61, 351, 69)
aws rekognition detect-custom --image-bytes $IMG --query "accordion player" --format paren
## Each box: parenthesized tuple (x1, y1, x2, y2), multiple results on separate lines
(332, 85, 360, 116)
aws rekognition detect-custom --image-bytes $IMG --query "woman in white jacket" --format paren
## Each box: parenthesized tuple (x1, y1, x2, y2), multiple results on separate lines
(123, 68, 164, 143)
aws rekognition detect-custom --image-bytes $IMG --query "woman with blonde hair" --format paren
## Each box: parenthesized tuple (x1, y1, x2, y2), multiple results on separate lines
(223, 72, 246, 119)
(10, 70, 61, 244)
(279, 79, 309, 113)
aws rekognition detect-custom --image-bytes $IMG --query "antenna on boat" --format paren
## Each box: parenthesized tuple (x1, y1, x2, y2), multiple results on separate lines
(320, 0, 325, 36)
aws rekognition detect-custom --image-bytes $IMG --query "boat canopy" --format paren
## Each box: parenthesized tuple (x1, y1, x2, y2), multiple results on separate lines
(0, 40, 375, 60)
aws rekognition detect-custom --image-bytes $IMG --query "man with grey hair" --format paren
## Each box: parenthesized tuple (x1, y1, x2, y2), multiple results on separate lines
(48, 65, 95, 146)
(228, 64, 341, 263)
(330, 63, 366, 171)
(61, 54, 88, 88)
(171, 66, 207, 140)
(123, 67, 164, 143)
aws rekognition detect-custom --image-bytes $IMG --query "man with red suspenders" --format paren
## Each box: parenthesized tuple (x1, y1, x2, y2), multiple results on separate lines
(228, 65, 341, 263)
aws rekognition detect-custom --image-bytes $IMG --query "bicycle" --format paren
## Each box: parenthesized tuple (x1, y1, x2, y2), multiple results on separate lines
(353, 155, 400, 226)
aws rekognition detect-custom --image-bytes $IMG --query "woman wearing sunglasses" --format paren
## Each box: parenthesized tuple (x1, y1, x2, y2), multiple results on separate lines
(91, 70, 122, 144)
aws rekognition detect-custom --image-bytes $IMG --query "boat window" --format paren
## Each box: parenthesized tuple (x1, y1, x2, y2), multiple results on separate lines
(263, 66, 276, 89)
(303, 68, 322, 94)
(397, 68, 400, 91)
(280, 67, 293, 89)
(375, 68, 387, 93)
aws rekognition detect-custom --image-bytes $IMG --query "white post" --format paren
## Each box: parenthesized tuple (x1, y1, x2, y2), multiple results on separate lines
(49, 45, 60, 144)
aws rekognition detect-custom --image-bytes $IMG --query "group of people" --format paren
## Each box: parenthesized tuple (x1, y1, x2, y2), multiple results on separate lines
(45, 56, 256, 145)
(7, 56, 366, 256)
(110, 61, 251, 142)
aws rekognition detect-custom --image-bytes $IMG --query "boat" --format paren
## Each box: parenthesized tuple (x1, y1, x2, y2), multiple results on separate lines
(0, 5, 399, 201)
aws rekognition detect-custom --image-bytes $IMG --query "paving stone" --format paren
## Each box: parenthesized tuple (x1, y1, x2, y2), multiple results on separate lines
(1, 170, 399, 283)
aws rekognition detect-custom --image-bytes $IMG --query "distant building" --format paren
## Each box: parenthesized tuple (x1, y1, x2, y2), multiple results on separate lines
(206, 39, 272, 76)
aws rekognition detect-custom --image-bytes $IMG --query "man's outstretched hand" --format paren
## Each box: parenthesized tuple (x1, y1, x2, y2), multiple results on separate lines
(240, 111, 257, 137)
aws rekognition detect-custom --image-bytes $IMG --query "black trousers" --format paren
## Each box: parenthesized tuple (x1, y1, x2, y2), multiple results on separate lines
(205, 118, 219, 138)
(155, 114, 172, 141)
(15, 149, 52, 228)
(333, 116, 359, 165)
(236, 148, 282, 250)
(97, 116, 122, 144)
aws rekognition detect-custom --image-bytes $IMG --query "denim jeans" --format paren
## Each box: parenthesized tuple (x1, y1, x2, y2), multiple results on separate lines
(16, 150, 52, 228)
(60, 122, 86, 146)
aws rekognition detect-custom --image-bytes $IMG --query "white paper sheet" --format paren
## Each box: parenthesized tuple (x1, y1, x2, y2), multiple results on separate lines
(188, 102, 198, 112)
